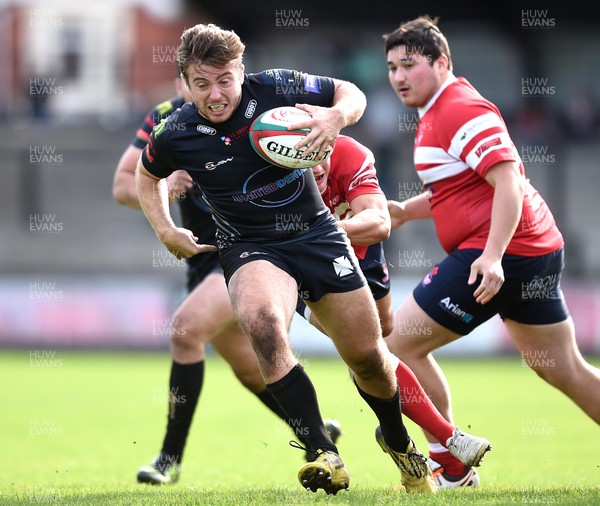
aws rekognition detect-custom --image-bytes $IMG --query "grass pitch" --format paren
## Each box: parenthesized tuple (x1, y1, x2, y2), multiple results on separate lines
(1, 350, 598, 504)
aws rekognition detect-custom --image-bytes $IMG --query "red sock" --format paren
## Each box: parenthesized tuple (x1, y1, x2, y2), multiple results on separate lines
(395, 361, 454, 445)
(429, 449, 467, 476)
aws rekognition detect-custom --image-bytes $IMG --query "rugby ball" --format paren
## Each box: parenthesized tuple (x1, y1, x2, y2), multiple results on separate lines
(249, 106, 334, 169)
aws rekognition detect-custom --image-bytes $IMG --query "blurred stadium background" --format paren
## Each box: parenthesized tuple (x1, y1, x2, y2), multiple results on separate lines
(1, 0, 600, 357)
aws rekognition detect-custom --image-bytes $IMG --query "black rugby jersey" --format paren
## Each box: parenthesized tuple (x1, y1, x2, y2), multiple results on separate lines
(141, 69, 336, 249)
(133, 95, 216, 248)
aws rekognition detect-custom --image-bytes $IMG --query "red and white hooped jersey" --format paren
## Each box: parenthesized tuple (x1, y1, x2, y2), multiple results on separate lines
(321, 135, 384, 259)
(415, 75, 563, 256)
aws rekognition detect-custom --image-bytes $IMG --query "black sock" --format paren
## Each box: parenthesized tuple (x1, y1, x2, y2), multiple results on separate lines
(160, 360, 204, 461)
(255, 389, 288, 420)
(355, 381, 410, 453)
(266, 364, 336, 454)
(256, 389, 311, 447)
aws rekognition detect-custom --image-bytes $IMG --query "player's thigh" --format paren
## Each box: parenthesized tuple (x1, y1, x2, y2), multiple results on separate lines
(173, 272, 235, 341)
(228, 259, 298, 331)
(309, 285, 381, 357)
(504, 316, 581, 371)
(386, 293, 462, 359)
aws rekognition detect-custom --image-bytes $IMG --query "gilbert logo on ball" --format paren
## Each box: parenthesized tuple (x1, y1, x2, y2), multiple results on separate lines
(249, 106, 334, 169)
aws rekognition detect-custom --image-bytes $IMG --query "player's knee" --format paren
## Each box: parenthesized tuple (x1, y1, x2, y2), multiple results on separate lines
(242, 309, 286, 358)
(347, 346, 387, 381)
(170, 310, 202, 352)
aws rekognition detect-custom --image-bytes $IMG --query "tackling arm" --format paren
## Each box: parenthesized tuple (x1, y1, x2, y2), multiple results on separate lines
(342, 193, 391, 245)
(113, 145, 144, 209)
(387, 191, 433, 229)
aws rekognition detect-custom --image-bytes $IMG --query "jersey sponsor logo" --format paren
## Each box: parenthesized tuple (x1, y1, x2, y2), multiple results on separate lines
(244, 99, 257, 118)
(197, 124, 216, 135)
(232, 167, 306, 208)
(333, 255, 354, 277)
(205, 157, 234, 170)
(475, 137, 502, 157)
(438, 297, 474, 323)
(222, 125, 250, 143)
(240, 250, 268, 259)
(303, 74, 320, 94)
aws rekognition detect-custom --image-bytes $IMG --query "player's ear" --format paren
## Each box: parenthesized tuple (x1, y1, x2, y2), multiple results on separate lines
(435, 54, 449, 73)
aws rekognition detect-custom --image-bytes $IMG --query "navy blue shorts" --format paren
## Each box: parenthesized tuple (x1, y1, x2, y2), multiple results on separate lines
(220, 219, 366, 303)
(413, 248, 570, 335)
(186, 252, 223, 293)
(295, 241, 390, 318)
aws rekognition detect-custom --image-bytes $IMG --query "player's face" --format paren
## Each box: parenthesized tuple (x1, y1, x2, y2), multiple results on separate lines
(184, 61, 244, 123)
(387, 46, 447, 108)
(311, 159, 331, 194)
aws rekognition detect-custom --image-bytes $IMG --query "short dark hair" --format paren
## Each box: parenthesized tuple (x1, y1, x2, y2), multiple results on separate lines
(383, 15, 452, 70)
(177, 23, 246, 79)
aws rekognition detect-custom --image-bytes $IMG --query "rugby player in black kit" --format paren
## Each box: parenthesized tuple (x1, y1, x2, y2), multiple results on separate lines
(114, 77, 342, 486)
(136, 23, 436, 494)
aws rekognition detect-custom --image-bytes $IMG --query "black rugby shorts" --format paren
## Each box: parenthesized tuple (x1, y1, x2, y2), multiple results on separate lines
(220, 220, 366, 302)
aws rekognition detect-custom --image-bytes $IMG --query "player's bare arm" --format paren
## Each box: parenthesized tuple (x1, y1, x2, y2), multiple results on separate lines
(291, 79, 367, 159)
(113, 145, 144, 209)
(387, 191, 432, 229)
(113, 146, 193, 210)
(468, 161, 526, 304)
(341, 193, 390, 245)
(135, 159, 216, 259)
